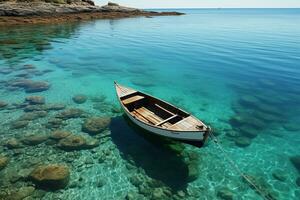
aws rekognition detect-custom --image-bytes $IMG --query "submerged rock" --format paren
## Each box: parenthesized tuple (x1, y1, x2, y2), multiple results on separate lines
(72, 94, 87, 104)
(10, 120, 29, 129)
(50, 130, 72, 141)
(29, 164, 70, 190)
(151, 188, 167, 200)
(290, 156, 300, 173)
(297, 177, 300, 187)
(55, 108, 84, 119)
(234, 137, 251, 147)
(46, 103, 66, 111)
(5, 138, 22, 149)
(23, 104, 47, 112)
(82, 117, 111, 134)
(6, 186, 35, 200)
(0, 155, 9, 170)
(0, 101, 8, 108)
(45, 118, 64, 129)
(10, 79, 50, 93)
(283, 123, 300, 132)
(217, 188, 234, 200)
(239, 126, 258, 138)
(272, 170, 287, 182)
(58, 135, 87, 151)
(22, 134, 49, 146)
(25, 96, 45, 105)
(19, 111, 48, 121)
(187, 162, 199, 182)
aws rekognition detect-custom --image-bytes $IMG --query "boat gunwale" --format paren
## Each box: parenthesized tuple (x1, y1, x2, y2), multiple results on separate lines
(114, 82, 208, 133)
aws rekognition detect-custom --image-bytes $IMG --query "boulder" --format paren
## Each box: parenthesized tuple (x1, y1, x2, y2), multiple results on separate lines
(82, 117, 111, 134)
(25, 96, 45, 105)
(55, 108, 84, 119)
(58, 135, 87, 151)
(10, 79, 50, 93)
(0, 155, 9, 170)
(290, 156, 300, 173)
(0, 101, 8, 108)
(22, 134, 49, 145)
(151, 188, 166, 200)
(46, 103, 66, 111)
(217, 188, 234, 200)
(29, 164, 70, 190)
(45, 118, 64, 129)
(187, 162, 199, 182)
(72, 94, 87, 104)
(24, 104, 47, 112)
(239, 126, 258, 138)
(234, 137, 251, 147)
(50, 130, 71, 140)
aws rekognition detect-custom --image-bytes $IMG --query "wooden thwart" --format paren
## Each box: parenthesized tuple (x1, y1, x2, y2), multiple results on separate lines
(122, 95, 144, 105)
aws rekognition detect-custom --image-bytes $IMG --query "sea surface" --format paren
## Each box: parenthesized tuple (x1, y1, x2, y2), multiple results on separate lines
(0, 8, 300, 200)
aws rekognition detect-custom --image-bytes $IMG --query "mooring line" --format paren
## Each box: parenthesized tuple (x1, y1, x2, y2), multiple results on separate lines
(208, 131, 272, 200)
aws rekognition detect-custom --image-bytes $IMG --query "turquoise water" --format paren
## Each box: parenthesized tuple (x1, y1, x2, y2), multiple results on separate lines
(1, 9, 300, 199)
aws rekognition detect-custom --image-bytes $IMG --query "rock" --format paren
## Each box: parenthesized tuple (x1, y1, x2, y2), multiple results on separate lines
(225, 130, 240, 138)
(85, 138, 100, 148)
(235, 137, 251, 147)
(55, 108, 84, 119)
(82, 117, 111, 134)
(126, 192, 138, 200)
(24, 104, 47, 112)
(187, 162, 199, 182)
(46, 103, 66, 111)
(283, 123, 300, 132)
(72, 94, 87, 104)
(22, 134, 49, 145)
(272, 170, 287, 182)
(25, 96, 45, 105)
(151, 188, 166, 200)
(58, 135, 87, 151)
(129, 174, 144, 187)
(290, 156, 300, 173)
(0, 101, 8, 108)
(217, 188, 234, 200)
(10, 79, 50, 93)
(296, 177, 300, 187)
(19, 111, 47, 121)
(29, 164, 70, 190)
(239, 126, 258, 138)
(7, 186, 35, 200)
(239, 95, 259, 107)
(5, 138, 22, 149)
(95, 177, 106, 187)
(0, 155, 9, 170)
(10, 120, 29, 129)
(45, 118, 64, 129)
(50, 130, 72, 140)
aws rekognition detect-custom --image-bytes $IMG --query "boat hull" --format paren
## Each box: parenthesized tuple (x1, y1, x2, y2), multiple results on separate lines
(123, 108, 205, 142)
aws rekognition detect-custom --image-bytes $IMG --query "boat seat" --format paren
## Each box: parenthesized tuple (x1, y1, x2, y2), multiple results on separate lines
(122, 95, 145, 105)
(156, 115, 178, 126)
(134, 107, 162, 125)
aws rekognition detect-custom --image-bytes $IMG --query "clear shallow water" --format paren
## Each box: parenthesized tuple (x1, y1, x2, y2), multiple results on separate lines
(0, 9, 300, 200)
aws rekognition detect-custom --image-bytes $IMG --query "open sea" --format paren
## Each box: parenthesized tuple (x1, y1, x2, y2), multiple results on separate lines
(0, 8, 300, 200)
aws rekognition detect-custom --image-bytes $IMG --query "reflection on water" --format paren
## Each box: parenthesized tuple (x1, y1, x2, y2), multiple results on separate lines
(0, 8, 300, 200)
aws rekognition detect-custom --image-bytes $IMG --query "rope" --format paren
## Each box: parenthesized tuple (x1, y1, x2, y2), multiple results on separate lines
(207, 130, 272, 200)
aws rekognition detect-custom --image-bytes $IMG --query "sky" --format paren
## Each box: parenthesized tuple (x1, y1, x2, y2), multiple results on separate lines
(95, 0, 300, 8)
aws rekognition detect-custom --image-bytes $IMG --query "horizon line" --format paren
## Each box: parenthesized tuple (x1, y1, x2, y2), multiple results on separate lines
(142, 7, 300, 9)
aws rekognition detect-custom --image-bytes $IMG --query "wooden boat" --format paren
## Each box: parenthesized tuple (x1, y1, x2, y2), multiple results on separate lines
(114, 82, 211, 145)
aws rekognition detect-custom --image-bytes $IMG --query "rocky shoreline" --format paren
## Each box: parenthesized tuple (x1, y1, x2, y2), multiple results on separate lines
(0, 1, 184, 25)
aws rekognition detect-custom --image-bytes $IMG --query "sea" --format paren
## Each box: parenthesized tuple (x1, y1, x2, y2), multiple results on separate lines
(0, 8, 300, 200)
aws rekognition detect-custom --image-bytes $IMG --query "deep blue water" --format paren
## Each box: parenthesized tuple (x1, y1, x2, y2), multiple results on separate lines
(0, 9, 300, 200)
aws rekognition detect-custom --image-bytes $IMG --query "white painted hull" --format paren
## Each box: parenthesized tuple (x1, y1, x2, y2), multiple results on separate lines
(123, 109, 205, 142)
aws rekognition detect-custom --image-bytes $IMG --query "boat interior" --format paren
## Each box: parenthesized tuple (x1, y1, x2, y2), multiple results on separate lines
(120, 91, 205, 131)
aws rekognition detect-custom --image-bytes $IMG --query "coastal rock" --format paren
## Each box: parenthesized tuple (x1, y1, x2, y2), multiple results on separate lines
(290, 156, 300, 173)
(0, 155, 9, 170)
(29, 164, 70, 190)
(22, 134, 49, 145)
(5, 138, 22, 149)
(101, 2, 140, 12)
(82, 117, 111, 134)
(45, 118, 64, 129)
(25, 95, 45, 105)
(239, 126, 258, 138)
(187, 162, 199, 182)
(58, 135, 87, 151)
(24, 104, 47, 112)
(55, 108, 84, 119)
(46, 103, 66, 111)
(0, 101, 8, 108)
(234, 137, 251, 147)
(217, 188, 234, 200)
(72, 94, 87, 104)
(50, 130, 72, 140)
(151, 188, 166, 200)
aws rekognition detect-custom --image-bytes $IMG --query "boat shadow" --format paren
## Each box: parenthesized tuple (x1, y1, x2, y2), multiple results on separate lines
(110, 115, 190, 191)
